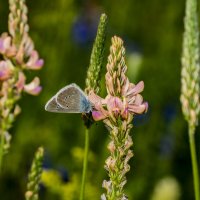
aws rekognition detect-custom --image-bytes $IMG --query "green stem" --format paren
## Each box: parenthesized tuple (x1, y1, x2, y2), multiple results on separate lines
(0, 130, 5, 172)
(80, 128, 89, 200)
(189, 125, 200, 200)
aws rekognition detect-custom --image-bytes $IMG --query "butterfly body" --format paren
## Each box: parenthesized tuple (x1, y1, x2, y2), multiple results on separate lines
(45, 83, 92, 113)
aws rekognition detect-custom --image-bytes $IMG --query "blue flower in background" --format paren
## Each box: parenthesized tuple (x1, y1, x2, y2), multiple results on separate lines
(72, 3, 101, 46)
(163, 104, 176, 124)
(72, 15, 98, 45)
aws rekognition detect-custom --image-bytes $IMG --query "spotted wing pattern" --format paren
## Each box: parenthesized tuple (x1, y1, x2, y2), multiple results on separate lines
(45, 96, 69, 113)
(56, 83, 91, 113)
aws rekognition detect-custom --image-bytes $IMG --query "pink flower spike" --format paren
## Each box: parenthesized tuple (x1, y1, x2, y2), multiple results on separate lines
(26, 50, 44, 70)
(24, 77, 42, 95)
(126, 81, 144, 96)
(0, 61, 12, 81)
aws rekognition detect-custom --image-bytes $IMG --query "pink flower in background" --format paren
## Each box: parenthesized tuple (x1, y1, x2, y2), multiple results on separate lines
(0, 0, 44, 162)
(0, 33, 44, 70)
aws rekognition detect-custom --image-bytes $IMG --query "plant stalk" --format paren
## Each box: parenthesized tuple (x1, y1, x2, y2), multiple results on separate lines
(189, 125, 200, 200)
(80, 128, 89, 200)
(0, 131, 5, 172)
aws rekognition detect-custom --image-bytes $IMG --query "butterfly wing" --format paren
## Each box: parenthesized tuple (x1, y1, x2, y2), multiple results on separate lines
(56, 83, 92, 113)
(45, 95, 69, 113)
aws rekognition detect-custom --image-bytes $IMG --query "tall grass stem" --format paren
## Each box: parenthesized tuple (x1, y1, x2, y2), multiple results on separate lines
(80, 128, 89, 200)
(0, 131, 4, 172)
(189, 126, 200, 200)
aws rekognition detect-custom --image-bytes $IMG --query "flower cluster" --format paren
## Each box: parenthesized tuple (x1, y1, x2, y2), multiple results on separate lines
(89, 36, 147, 126)
(0, 0, 43, 159)
(89, 80, 147, 122)
(88, 36, 147, 200)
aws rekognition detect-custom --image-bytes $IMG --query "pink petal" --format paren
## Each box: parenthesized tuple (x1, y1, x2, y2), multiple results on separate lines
(24, 35, 34, 56)
(26, 50, 44, 70)
(88, 90, 104, 105)
(92, 110, 107, 121)
(105, 73, 115, 95)
(143, 101, 148, 113)
(6, 45, 17, 57)
(15, 72, 26, 92)
(15, 44, 25, 64)
(106, 96, 123, 115)
(121, 107, 129, 119)
(0, 38, 4, 51)
(35, 59, 44, 67)
(121, 77, 130, 96)
(128, 102, 148, 114)
(0, 61, 12, 81)
(126, 81, 144, 96)
(3, 36, 11, 50)
(134, 94, 143, 105)
(0, 33, 15, 56)
(24, 77, 42, 95)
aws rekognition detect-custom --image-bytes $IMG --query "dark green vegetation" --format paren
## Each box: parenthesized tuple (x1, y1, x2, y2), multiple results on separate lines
(0, 0, 199, 199)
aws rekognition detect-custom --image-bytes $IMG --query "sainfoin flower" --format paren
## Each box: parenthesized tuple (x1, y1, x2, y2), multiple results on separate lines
(88, 36, 147, 125)
(90, 36, 148, 200)
(89, 80, 148, 121)
(0, 0, 44, 162)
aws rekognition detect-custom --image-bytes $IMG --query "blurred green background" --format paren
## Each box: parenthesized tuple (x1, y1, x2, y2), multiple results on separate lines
(0, 0, 200, 199)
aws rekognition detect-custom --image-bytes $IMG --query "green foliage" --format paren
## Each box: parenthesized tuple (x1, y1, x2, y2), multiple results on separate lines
(0, 0, 198, 200)
(41, 146, 100, 200)
(41, 170, 99, 200)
